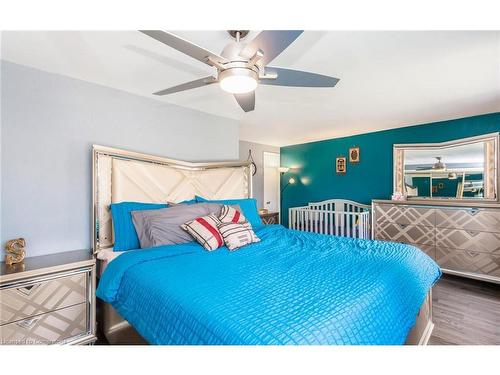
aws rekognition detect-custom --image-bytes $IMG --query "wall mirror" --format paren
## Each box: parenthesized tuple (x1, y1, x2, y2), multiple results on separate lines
(393, 133, 499, 201)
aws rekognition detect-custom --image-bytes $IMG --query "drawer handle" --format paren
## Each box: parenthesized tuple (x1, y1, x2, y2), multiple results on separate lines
(466, 230, 478, 237)
(399, 224, 408, 229)
(16, 317, 40, 329)
(465, 250, 478, 257)
(468, 209, 480, 216)
(16, 283, 41, 296)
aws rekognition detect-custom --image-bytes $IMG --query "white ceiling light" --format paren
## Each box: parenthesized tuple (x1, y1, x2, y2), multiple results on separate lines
(219, 68, 258, 94)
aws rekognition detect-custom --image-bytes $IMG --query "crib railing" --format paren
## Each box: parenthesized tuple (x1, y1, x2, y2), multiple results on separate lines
(288, 199, 371, 239)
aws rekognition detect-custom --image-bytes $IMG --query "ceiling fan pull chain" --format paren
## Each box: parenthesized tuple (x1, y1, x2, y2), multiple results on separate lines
(247, 150, 257, 176)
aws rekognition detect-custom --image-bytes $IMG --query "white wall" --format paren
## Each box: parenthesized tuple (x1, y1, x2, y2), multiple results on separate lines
(1, 61, 239, 257)
(239, 140, 280, 209)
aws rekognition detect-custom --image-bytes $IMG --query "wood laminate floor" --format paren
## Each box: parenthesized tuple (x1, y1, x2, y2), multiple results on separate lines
(429, 274, 500, 345)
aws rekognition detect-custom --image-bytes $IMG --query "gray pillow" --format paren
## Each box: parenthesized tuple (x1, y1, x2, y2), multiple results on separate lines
(131, 203, 224, 249)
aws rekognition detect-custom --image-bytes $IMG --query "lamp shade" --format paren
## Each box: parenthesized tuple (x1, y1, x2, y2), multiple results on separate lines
(219, 68, 258, 94)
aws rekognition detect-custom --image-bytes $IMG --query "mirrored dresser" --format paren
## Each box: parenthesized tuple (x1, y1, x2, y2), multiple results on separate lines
(0, 250, 96, 345)
(373, 200, 500, 283)
(373, 132, 500, 284)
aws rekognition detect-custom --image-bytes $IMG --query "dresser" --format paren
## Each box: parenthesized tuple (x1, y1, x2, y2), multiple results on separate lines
(0, 250, 96, 345)
(372, 200, 500, 283)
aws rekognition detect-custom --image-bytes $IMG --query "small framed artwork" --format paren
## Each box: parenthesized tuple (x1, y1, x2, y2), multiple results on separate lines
(432, 186, 438, 193)
(438, 182, 444, 189)
(349, 146, 360, 163)
(336, 156, 347, 174)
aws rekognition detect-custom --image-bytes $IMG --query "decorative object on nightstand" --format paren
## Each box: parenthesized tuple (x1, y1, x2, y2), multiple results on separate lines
(5, 238, 26, 266)
(0, 250, 96, 345)
(336, 156, 347, 174)
(259, 211, 279, 225)
(349, 146, 360, 163)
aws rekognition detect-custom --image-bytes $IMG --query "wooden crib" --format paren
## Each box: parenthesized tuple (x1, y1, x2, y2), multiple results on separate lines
(288, 199, 371, 239)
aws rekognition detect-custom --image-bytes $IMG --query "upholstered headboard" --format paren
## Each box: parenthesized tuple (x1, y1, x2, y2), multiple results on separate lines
(92, 145, 252, 253)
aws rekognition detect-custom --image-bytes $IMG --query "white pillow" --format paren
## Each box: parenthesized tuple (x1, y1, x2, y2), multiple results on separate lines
(182, 214, 223, 251)
(219, 204, 246, 224)
(217, 222, 260, 251)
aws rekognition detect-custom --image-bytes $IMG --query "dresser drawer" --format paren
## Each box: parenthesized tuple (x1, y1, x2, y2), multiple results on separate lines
(374, 204, 435, 226)
(435, 208, 500, 232)
(436, 228, 500, 255)
(375, 221, 435, 246)
(436, 247, 500, 278)
(0, 303, 87, 345)
(0, 271, 87, 325)
(414, 244, 435, 260)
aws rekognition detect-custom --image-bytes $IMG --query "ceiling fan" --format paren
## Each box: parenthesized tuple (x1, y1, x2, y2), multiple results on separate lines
(139, 30, 340, 112)
(415, 157, 447, 171)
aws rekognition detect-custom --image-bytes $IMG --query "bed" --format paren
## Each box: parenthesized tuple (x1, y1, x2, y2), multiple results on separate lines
(92, 145, 441, 345)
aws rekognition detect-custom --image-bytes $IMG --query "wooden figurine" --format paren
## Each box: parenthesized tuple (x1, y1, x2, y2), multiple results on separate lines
(5, 238, 26, 266)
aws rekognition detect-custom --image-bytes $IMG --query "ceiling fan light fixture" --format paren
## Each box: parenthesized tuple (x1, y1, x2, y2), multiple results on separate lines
(219, 68, 258, 94)
(432, 157, 446, 171)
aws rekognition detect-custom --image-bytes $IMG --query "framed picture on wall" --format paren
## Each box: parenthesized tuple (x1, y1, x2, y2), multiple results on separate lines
(349, 146, 360, 163)
(336, 156, 347, 174)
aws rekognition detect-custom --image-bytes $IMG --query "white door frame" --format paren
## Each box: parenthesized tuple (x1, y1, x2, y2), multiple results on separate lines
(263, 151, 280, 213)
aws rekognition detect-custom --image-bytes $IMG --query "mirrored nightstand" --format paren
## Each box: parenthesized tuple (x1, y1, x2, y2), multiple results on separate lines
(259, 212, 279, 225)
(0, 250, 96, 345)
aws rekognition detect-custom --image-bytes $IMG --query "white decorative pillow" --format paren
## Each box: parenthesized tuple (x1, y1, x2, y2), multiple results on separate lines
(181, 214, 223, 251)
(217, 222, 260, 251)
(219, 205, 246, 224)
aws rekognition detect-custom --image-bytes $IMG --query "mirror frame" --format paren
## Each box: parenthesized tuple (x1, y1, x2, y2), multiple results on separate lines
(393, 132, 500, 202)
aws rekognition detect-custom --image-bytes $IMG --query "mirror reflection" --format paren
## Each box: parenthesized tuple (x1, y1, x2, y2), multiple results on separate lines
(404, 142, 485, 199)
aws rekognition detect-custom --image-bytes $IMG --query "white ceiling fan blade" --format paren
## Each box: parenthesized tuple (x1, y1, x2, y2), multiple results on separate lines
(140, 30, 229, 67)
(153, 76, 217, 96)
(260, 67, 339, 87)
(240, 31, 303, 66)
(234, 92, 255, 112)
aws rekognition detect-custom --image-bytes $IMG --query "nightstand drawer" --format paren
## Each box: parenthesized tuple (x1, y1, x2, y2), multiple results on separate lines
(0, 271, 87, 325)
(0, 303, 87, 345)
(260, 212, 279, 225)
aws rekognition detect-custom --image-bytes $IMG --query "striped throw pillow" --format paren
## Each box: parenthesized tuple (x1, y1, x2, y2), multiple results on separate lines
(181, 214, 223, 251)
(219, 205, 246, 224)
(217, 222, 260, 251)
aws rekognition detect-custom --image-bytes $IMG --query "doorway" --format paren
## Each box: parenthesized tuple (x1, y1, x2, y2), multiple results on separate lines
(263, 152, 280, 213)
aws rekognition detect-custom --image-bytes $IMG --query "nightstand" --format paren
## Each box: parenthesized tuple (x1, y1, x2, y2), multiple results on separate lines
(259, 211, 280, 225)
(0, 250, 96, 345)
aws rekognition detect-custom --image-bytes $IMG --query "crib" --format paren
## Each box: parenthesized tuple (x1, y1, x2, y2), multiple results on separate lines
(288, 199, 371, 239)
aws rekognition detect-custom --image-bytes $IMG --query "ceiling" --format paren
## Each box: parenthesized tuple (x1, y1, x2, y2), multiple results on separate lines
(2, 30, 499, 146)
(405, 142, 485, 165)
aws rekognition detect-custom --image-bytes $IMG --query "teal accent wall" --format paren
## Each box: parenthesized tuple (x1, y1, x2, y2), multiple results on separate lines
(411, 173, 483, 198)
(280, 112, 500, 226)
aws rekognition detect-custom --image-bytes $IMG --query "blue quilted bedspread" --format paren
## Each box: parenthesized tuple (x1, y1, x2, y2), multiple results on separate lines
(97, 225, 441, 345)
